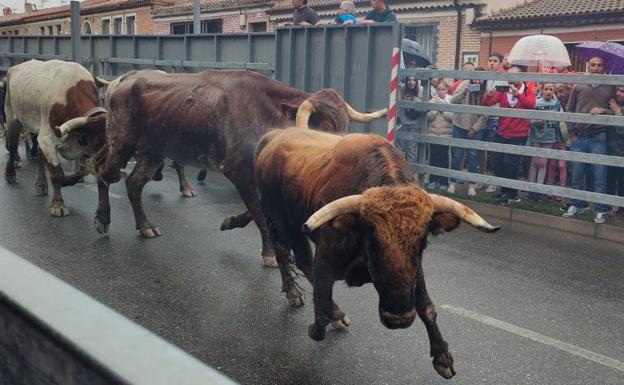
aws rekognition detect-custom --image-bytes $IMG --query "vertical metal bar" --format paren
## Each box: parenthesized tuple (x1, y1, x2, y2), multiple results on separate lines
(274, 28, 281, 81)
(7, 36, 13, 66)
(157, 36, 162, 60)
(70, 1, 81, 63)
(109, 35, 115, 77)
(302, 27, 309, 91)
(213, 35, 219, 62)
(53, 36, 59, 55)
(342, 27, 351, 100)
(287, 28, 295, 87)
(132, 35, 138, 70)
(247, 33, 253, 68)
(321, 27, 330, 88)
(362, 27, 373, 133)
(89, 36, 95, 74)
(193, 0, 201, 35)
(184, 35, 190, 61)
(37, 36, 42, 56)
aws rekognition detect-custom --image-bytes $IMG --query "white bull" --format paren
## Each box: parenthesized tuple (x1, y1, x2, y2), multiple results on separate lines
(3, 59, 107, 216)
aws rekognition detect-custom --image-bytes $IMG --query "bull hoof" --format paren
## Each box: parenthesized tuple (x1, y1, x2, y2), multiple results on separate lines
(5, 173, 16, 184)
(331, 314, 352, 329)
(152, 171, 163, 181)
(263, 256, 278, 268)
(220, 215, 236, 231)
(35, 183, 48, 196)
(308, 321, 327, 341)
(181, 188, 196, 198)
(50, 204, 70, 217)
(140, 226, 161, 238)
(433, 352, 456, 379)
(94, 219, 110, 234)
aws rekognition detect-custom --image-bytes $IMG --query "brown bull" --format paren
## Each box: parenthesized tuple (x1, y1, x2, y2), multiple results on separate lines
(94, 69, 385, 266)
(254, 128, 499, 379)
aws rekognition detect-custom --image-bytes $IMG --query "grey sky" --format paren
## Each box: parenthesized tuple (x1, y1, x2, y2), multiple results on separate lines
(1, 0, 72, 14)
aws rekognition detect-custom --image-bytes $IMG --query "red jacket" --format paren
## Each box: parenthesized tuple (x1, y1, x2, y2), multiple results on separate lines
(481, 85, 536, 138)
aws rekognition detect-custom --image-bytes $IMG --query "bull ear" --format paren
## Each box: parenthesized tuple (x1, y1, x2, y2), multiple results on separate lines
(429, 212, 461, 236)
(280, 102, 300, 120)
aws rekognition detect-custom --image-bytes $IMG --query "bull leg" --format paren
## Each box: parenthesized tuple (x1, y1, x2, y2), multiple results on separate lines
(197, 169, 208, 183)
(94, 177, 111, 234)
(290, 237, 351, 330)
(220, 210, 253, 230)
(4, 120, 21, 184)
(308, 260, 337, 341)
(223, 164, 276, 267)
(126, 155, 163, 238)
(170, 161, 195, 198)
(414, 276, 456, 379)
(152, 162, 164, 181)
(34, 148, 48, 195)
(42, 156, 81, 217)
(29, 134, 38, 160)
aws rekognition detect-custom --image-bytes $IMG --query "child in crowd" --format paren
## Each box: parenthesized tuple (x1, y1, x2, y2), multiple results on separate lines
(527, 82, 561, 201)
(448, 68, 488, 196)
(426, 81, 453, 190)
(606, 85, 624, 221)
(546, 83, 572, 200)
(335, 1, 358, 24)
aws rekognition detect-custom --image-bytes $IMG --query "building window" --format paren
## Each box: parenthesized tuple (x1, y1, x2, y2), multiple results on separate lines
(126, 15, 135, 35)
(248, 21, 267, 32)
(47, 26, 53, 35)
(101, 19, 110, 35)
(40, 26, 45, 35)
(56, 25, 61, 35)
(461, 51, 479, 67)
(202, 19, 222, 33)
(83, 22, 92, 35)
(113, 17, 123, 34)
(171, 21, 192, 34)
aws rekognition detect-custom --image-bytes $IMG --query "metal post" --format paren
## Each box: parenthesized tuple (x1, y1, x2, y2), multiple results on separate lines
(193, 0, 201, 34)
(386, 22, 402, 144)
(70, 1, 80, 63)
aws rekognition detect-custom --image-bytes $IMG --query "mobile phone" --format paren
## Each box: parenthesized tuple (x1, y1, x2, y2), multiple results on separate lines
(468, 83, 481, 92)
(495, 85, 510, 92)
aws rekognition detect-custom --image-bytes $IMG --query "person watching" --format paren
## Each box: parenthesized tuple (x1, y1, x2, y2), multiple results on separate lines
(362, 0, 396, 24)
(292, 0, 321, 26)
(335, 1, 358, 25)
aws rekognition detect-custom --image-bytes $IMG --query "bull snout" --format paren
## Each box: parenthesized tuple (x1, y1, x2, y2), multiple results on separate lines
(379, 308, 416, 329)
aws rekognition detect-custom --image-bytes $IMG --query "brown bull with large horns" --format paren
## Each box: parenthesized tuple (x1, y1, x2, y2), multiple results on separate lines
(93, 69, 386, 266)
(254, 127, 500, 379)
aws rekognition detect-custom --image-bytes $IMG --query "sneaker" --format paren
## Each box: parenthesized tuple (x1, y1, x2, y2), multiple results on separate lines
(447, 183, 456, 194)
(438, 184, 448, 191)
(562, 205, 588, 218)
(494, 193, 508, 205)
(474, 183, 484, 190)
(427, 181, 439, 190)
(468, 184, 477, 196)
(594, 212, 607, 224)
(485, 185, 498, 193)
(507, 196, 522, 204)
(559, 202, 572, 212)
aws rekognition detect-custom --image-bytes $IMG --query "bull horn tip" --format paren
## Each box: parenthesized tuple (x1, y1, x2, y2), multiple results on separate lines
(302, 223, 313, 234)
(479, 224, 501, 233)
(52, 126, 63, 138)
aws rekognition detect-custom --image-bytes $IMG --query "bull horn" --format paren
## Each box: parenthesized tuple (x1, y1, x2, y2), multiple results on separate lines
(302, 194, 363, 233)
(345, 103, 387, 123)
(428, 194, 500, 233)
(93, 76, 110, 87)
(295, 100, 315, 128)
(52, 117, 88, 138)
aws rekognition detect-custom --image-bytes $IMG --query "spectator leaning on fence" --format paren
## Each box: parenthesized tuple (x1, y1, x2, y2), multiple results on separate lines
(426, 81, 453, 191)
(447, 68, 488, 196)
(483, 52, 504, 194)
(362, 0, 396, 24)
(526, 82, 561, 201)
(335, 1, 359, 24)
(544, 83, 572, 199)
(396, 76, 423, 163)
(449, 62, 475, 95)
(482, 65, 537, 205)
(562, 56, 615, 224)
(292, 0, 321, 26)
(606, 86, 624, 222)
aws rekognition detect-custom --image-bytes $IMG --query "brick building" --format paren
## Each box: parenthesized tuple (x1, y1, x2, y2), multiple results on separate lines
(268, 0, 529, 70)
(151, 0, 274, 34)
(472, 0, 624, 71)
(0, 0, 175, 36)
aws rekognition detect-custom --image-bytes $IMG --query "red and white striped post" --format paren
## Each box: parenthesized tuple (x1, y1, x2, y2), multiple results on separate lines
(387, 46, 400, 143)
(387, 23, 402, 144)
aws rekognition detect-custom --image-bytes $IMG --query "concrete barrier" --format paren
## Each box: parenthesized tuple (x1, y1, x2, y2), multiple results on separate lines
(0, 246, 237, 385)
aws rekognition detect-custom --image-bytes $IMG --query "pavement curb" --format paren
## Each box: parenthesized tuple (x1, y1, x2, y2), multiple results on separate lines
(458, 198, 624, 244)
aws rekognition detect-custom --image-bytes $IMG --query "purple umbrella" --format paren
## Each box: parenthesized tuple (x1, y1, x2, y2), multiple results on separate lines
(575, 41, 624, 74)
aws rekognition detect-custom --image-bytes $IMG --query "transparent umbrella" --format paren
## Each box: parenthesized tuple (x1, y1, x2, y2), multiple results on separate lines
(507, 34, 571, 67)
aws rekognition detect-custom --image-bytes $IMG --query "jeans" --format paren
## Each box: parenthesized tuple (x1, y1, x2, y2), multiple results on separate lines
(569, 132, 608, 213)
(492, 134, 528, 199)
(450, 125, 484, 184)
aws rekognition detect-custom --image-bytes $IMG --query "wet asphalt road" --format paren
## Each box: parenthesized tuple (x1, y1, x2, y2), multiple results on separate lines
(1, 155, 623, 385)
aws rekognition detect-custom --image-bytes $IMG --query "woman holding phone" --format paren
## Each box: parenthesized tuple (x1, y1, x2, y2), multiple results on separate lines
(481, 65, 537, 204)
(447, 67, 488, 196)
